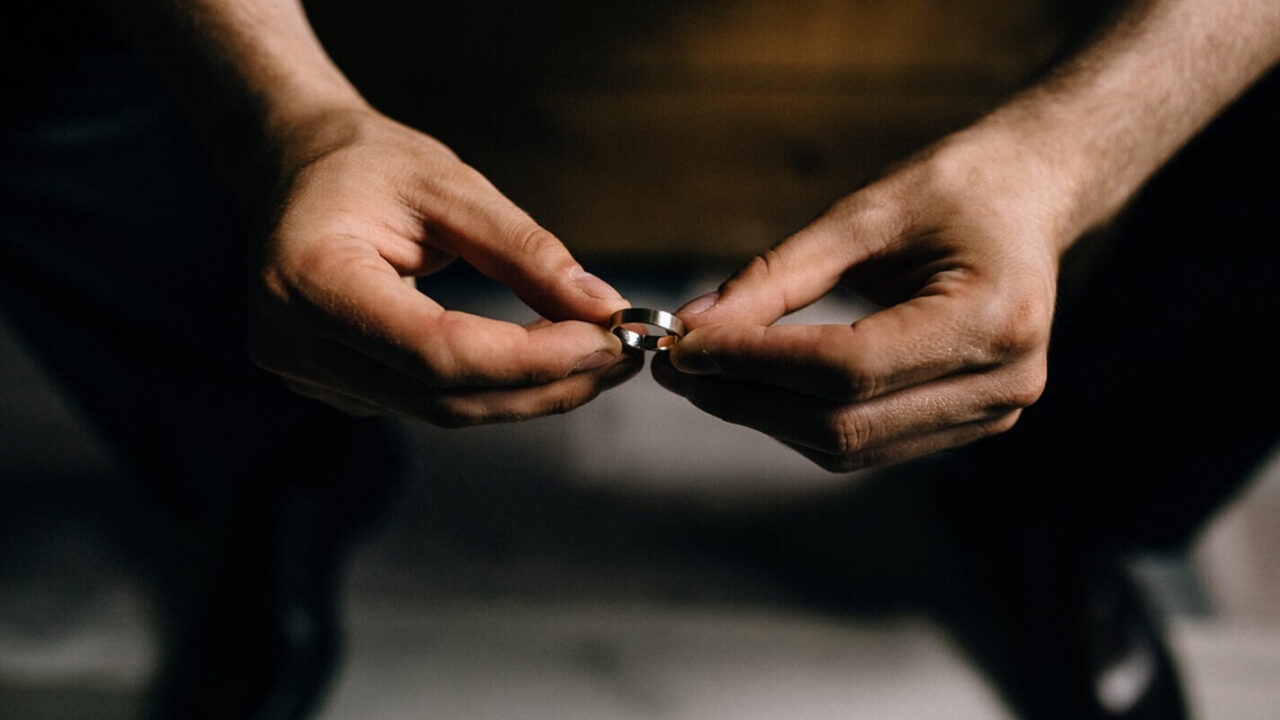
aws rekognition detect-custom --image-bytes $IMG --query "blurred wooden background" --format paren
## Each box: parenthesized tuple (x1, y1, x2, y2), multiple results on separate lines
(307, 0, 1100, 262)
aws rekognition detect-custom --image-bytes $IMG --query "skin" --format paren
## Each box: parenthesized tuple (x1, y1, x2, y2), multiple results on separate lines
(99, 0, 1278, 452)
(655, 0, 1280, 471)
(101, 0, 638, 426)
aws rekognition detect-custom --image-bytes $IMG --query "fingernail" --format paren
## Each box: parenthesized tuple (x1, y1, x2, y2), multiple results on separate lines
(573, 350, 615, 373)
(678, 291, 719, 316)
(571, 267, 623, 301)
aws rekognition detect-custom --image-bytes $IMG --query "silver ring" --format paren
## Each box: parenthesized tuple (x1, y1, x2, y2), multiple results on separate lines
(608, 308, 685, 352)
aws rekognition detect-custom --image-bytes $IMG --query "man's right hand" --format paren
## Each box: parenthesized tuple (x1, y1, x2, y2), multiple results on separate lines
(247, 109, 638, 425)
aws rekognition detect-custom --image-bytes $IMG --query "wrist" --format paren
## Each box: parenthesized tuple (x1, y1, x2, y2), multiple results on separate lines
(938, 0, 1280, 254)
(119, 0, 376, 211)
(911, 119, 1092, 259)
(262, 97, 374, 179)
(962, 90, 1141, 248)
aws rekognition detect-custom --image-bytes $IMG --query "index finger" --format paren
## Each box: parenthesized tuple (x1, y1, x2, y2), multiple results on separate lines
(667, 291, 1005, 402)
(303, 257, 624, 388)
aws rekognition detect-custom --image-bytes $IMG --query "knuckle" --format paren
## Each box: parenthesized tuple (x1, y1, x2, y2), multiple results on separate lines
(417, 328, 462, 387)
(725, 255, 767, 294)
(742, 249, 781, 281)
(1004, 384, 1042, 410)
(831, 407, 874, 456)
(416, 162, 488, 220)
(994, 359, 1048, 411)
(819, 325, 875, 401)
(989, 293, 1054, 360)
(758, 247, 785, 275)
(514, 225, 562, 261)
(287, 243, 341, 285)
(420, 358, 457, 388)
(543, 392, 580, 418)
(823, 363, 875, 403)
(1013, 368, 1048, 408)
(831, 360, 875, 403)
(409, 132, 462, 163)
(726, 248, 790, 314)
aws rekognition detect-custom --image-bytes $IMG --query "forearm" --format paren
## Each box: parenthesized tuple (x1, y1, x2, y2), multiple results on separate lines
(98, 0, 369, 200)
(952, 0, 1280, 251)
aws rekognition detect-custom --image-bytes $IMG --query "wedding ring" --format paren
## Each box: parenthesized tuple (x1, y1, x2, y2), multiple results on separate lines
(608, 308, 685, 352)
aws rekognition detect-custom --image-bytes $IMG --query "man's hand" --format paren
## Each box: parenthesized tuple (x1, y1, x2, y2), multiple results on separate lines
(97, 0, 637, 425)
(248, 109, 637, 424)
(653, 0, 1280, 471)
(653, 133, 1059, 471)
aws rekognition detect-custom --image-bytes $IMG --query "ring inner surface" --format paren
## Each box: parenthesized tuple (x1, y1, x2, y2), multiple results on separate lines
(613, 322, 678, 351)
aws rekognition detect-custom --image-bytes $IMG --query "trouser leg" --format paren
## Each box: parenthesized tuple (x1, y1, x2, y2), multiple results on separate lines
(0, 49, 403, 719)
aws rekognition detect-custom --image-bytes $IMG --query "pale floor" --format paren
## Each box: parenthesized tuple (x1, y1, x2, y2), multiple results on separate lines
(2, 276, 1278, 720)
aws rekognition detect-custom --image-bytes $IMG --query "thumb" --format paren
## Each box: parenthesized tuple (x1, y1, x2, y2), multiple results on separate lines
(675, 214, 867, 330)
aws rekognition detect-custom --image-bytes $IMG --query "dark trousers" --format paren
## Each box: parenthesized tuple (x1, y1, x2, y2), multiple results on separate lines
(1, 40, 401, 720)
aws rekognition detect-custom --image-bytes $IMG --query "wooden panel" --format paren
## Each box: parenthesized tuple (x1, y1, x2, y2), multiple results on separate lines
(307, 0, 1075, 261)
(497, 87, 1002, 260)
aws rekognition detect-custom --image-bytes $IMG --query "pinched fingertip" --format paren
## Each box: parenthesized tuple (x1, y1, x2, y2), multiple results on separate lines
(677, 291, 720, 317)
(668, 334, 721, 375)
